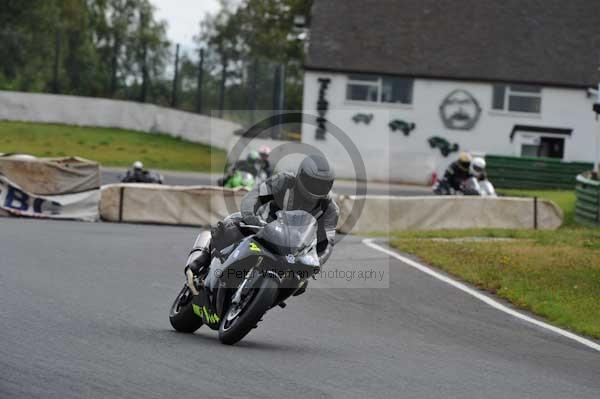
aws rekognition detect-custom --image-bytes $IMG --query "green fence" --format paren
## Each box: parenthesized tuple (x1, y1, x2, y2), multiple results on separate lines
(485, 155, 593, 189)
(575, 173, 600, 227)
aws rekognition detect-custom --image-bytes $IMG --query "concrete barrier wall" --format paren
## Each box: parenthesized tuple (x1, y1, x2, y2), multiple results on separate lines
(100, 184, 248, 226)
(337, 195, 563, 233)
(99, 184, 563, 232)
(0, 91, 240, 149)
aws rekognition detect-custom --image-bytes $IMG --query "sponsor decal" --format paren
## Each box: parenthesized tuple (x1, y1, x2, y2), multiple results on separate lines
(0, 176, 99, 221)
(193, 304, 220, 324)
(249, 242, 261, 252)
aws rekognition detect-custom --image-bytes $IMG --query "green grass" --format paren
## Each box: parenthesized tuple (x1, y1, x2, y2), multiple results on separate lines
(0, 121, 226, 172)
(387, 189, 599, 338)
(390, 228, 600, 339)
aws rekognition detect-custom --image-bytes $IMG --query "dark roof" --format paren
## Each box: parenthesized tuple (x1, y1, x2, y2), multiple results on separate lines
(306, 0, 600, 88)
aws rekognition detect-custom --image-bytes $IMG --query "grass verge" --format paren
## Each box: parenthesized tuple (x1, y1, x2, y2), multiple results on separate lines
(0, 121, 226, 172)
(388, 189, 599, 339)
(390, 228, 600, 339)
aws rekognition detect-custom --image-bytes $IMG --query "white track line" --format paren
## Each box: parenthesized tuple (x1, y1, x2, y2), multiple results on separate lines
(362, 238, 600, 353)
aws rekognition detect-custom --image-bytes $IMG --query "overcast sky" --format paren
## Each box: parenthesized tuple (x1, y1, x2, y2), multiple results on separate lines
(150, 0, 221, 53)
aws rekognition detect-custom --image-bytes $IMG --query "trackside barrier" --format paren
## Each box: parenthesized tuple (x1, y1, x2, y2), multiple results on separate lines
(0, 154, 100, 221)
(575, 172, 600, 227)
(98, 187, 563, 231)
(485, 155, 592, 190)
(0, 154, 100, 195)
(100, 184, 248, 226)
(336, 195, 563, 233)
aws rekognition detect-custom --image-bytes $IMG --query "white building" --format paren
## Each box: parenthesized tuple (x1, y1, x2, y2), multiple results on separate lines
(301, 0, 600, 184)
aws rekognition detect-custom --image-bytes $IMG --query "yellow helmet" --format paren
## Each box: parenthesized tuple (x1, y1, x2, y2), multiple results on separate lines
(457, 152, 472, 170)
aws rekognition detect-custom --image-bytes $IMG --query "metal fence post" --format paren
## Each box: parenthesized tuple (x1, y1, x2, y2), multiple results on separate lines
(533, 196, 538, 229)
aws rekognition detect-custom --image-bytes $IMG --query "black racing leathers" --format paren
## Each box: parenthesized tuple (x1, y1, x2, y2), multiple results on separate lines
(121, 169, 159, 183)
(442, 161, 471, 192)
(241, 172, 339, 266)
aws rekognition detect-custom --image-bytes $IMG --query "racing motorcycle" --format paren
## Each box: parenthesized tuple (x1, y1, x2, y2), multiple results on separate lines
(433, 177, 496, 197)
(461, 177, 497, 197)
(223, 170, 255, 190)
(168, 210, 320, 345)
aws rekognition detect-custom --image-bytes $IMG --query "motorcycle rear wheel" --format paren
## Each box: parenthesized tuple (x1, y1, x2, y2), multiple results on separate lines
(218, 277, 279, 345)
(169, 284, 203, 333)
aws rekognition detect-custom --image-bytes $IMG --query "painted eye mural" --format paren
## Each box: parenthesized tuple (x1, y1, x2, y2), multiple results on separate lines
(389, 119, 416, 136)
(439, 89, 481, 130)
(428, 136, 460, 157)
(352, 113, 374, 124)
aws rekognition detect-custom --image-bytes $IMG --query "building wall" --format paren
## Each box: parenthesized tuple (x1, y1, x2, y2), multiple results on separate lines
(302, 71, 599, 184)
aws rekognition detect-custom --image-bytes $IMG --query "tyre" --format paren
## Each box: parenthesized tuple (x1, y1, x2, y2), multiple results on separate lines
(169, 284, 203, 333)
(218, 277, 279, 345)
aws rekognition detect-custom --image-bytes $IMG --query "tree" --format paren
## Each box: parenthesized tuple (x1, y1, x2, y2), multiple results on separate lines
(198, 2, 245, 117)
(195, 0, 313, 116)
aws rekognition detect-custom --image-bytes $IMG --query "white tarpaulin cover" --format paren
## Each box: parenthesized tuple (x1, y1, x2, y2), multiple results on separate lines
(100, 184, 248, 226)
(0, 154, 100, 195)
(0, 175, 100, 221)
(337, 195, 563, 233)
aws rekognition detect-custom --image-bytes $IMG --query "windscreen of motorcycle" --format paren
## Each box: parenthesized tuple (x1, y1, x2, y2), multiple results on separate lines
(255, 210, 317, 255)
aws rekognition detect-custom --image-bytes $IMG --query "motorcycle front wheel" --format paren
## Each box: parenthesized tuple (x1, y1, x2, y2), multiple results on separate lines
(169, 284, 203, 333)
(218, 277, 279, 345)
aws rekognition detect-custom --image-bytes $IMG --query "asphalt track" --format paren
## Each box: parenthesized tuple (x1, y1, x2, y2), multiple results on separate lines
(101, 169, 432, 197)
(1, 218, 599, 399)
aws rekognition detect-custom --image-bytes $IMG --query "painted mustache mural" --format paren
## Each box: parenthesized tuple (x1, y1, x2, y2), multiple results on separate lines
(439, 89, 482, 130)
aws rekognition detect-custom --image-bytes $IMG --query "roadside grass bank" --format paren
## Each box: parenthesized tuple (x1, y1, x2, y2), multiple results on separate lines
(389, 228, 600, 339)
(0, 121, 226, 172)
(386, 189, 599, 339)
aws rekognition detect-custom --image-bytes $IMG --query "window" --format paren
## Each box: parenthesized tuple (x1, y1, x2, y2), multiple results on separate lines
(520, 137, 564, 159)
(346, 75, 379, 102)
(492, 84, 541, 113)
(346, 74, 413, 104)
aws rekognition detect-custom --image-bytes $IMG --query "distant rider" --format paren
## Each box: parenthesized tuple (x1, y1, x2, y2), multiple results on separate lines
(238, 150, 261, 176)
(258, 145, 273, 178)
(219, 151, 262, 187)
(436, 152, 472, 194)
(469, 157, 487, 181)
(186, 154, 340, 293)
(121, 161, 161, 184)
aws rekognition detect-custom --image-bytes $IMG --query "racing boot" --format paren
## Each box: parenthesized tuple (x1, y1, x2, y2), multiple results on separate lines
(185, 231, 212, 277)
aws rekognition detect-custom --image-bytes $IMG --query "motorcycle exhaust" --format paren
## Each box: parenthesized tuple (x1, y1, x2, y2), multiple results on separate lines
(186, 268, 200, 296)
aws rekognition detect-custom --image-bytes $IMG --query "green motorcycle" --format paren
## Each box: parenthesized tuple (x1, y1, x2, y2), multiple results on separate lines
(223, 170, 255, 190)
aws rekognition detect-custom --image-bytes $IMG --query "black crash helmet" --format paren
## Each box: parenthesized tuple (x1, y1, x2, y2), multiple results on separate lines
(295, 154, 334, 200)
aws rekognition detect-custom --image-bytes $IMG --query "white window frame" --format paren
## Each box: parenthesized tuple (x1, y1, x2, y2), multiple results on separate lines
(493, 85, 542, 114)
(346, 76, 381, 103)
(346, 75, 413, 106)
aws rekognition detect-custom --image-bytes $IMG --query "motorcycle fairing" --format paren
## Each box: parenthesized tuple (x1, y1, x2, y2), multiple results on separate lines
(203, 236, 277, 322)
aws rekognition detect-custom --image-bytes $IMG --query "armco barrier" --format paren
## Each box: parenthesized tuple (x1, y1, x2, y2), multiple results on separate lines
(575, 173, 600, 227)
(100, 184, 248, 226)
(486, 155, 592, 190)
(336, 195, 563, 233)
